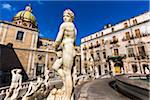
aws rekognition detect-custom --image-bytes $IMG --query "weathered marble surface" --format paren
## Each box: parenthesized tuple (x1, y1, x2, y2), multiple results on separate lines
(52, 9, 77, 100)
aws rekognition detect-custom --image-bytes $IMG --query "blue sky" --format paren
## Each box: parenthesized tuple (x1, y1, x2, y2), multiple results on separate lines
(0, 1, 149, 45)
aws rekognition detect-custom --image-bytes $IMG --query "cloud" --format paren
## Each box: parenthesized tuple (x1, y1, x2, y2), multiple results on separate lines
(37, 0, 44, 5)
(39, 33, 44, 37)
(2, 3, 12, 10)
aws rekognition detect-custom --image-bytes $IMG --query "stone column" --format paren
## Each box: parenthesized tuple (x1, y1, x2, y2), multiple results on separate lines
(123, 60, 127, 74)
(45, 53, 49, 74)
(30, 33, 35, 49)
(31, 52, 35, 79)
(1, 24, 8, 44)
(34, 34, 38, 48)
(27, 51, 33, 79)
(137, 62, 141, 74)
(110, 61, 115, 76)
(81, 63, 86, 74)
(95, 66, 99, 78)
(128, 63, 133, 74)
(141, 63, 144, 74)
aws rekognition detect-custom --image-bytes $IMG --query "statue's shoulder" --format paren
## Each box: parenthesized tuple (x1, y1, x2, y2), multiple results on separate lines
(61, 22, 75, 26)
(59, 22, 66, 29)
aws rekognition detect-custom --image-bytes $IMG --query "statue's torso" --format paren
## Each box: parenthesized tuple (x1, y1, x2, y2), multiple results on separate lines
(12, 74, 21, 83)
(62, 22, 76, 45)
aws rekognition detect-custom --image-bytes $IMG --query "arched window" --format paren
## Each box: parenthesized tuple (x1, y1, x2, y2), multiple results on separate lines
(135, 29, 141, 38)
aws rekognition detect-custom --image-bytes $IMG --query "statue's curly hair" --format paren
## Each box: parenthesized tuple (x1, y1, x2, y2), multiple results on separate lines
(64, 9, 74, 20)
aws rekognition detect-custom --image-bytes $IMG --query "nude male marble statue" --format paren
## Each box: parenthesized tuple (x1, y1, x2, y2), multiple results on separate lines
(4, 69, 22, 100)
(52, 9, 77, 100)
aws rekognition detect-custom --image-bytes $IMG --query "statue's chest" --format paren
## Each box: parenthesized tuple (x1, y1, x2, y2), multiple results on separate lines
(64, 29, 75, 38)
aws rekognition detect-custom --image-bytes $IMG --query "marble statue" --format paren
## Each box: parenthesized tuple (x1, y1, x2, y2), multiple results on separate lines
(145, 67, 150, 74)
(47, 88, 57, 100)
(4, 69, 22, 100)
(10, 69, 22, 90)
(44, 68, 51, 90)
(55, 89, 64, 100)
(22, 77, 43, 100)
(52, 50, 65, 91)
(72, 66, 78, 87)
(52, 9, 77, 100)
(89, 57, 95, 79)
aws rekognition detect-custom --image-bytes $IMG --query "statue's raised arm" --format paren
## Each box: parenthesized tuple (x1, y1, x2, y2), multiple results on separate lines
(53, 23, 65, 50)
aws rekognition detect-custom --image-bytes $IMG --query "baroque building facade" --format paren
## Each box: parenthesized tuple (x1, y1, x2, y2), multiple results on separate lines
(0, 5, 81, 82)
(81, 12, 150, 76)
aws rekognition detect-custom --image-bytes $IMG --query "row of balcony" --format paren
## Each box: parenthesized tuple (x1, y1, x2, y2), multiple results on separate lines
(122, 33, 150, 41)
(83, 53, 149, 62)
(83, 34, 150, 51)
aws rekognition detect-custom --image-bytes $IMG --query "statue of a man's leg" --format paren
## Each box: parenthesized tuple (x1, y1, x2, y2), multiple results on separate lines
(63, 69, 72, 100)
(52, 58, 65, 89)
(63, 54, 74, 100)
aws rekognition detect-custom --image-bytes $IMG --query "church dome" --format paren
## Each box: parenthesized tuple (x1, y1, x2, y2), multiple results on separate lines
(13, 5, 37, 28)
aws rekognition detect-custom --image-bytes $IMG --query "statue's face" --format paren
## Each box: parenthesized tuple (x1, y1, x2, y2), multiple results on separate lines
(63, 13, 72, 22)
(57, 51, 62, 57)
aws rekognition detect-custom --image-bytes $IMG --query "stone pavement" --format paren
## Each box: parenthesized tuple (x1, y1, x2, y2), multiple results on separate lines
(75, 78, 131, 100)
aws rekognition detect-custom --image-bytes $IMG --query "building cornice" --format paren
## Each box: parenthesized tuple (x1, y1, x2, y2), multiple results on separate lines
(0, 20, 38, 32)
(81, 20, 150, 44)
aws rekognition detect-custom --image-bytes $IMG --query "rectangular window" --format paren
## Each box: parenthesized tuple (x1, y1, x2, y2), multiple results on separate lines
(138, 46, 146, 57)
(133, 19, 137, 24)
(101, 32, 103, 36)
(132, 64, 138, 73)
(98, 65, 101, 75)
(135, 29, 141, 38)
(124, 23, 128, 28)
(84, 57, 86, 61)
(114, 49, 119, 56)
(97, 52, 100, 58)
(128, 48, 135, 57)
(16, 31, 24, 40)
(36, 63, 44, 76)
(125, 32, 130, 40)
(112, 28, 114, 32)
(103, 52, 106, 58)
(102, 39, 104, 45)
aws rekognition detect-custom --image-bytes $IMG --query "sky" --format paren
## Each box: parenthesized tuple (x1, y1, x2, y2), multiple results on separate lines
(0, 0, 149, 45)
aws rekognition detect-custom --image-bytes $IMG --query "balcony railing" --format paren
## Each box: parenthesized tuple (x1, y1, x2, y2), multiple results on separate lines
(89, 45, 93, 49)
(83, 46, 88, 50)
(94, 44, 100, 48)
(110, 40, 118, 44)
(134, 55, 149, 60)
(122, 33, 150, 41)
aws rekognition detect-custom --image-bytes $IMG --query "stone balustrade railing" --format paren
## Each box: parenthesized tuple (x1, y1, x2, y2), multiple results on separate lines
(0, 78, 62, 100)
(0, 81, 30, 95)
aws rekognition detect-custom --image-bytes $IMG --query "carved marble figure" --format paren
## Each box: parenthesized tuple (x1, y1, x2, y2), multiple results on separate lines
(4, 69, 22, 100)
(53, 9, 77, 100)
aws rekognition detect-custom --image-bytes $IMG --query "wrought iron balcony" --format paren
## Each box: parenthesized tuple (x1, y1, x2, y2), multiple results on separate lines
(110, 39, 118, 44)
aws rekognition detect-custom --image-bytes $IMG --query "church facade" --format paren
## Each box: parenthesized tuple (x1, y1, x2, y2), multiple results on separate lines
(0, 5, 81, 82)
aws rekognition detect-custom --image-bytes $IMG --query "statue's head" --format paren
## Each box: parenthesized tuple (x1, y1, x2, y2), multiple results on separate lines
(63, 9, 74, 22)
(16, 69, 22, 73)
(51, 88, 57, 94)
(57, 50, 62, 58)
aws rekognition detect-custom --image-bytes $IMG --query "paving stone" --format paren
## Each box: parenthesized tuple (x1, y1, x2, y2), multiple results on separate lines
(75, 78, 131, 100)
